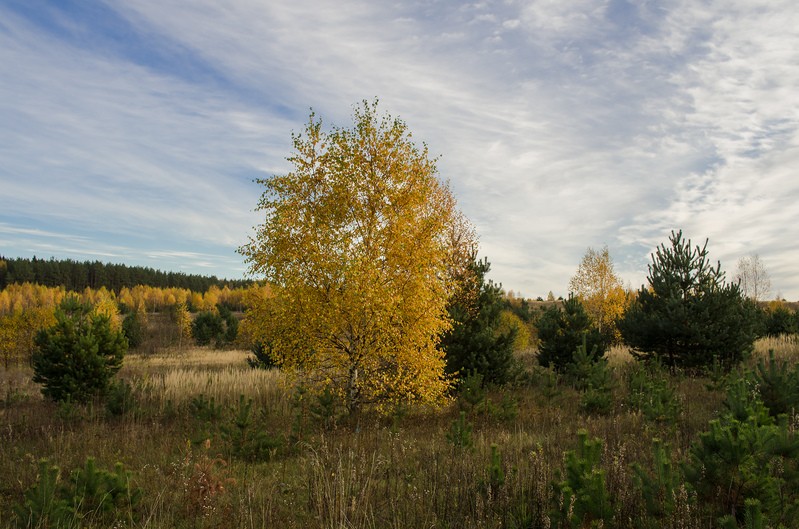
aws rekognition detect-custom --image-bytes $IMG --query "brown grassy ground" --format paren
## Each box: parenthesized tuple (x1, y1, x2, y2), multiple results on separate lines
(1, 338, 797, 528)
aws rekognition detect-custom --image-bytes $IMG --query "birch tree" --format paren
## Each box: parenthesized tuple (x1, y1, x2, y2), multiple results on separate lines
(240, 101, 473, 415)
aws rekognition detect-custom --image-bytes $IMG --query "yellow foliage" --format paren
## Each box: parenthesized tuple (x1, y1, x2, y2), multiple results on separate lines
(240, 102, 473, 414)
(568, 246, 630, 343)
(0, 283, 66, 314)
(498, 310, 532, 351)
(0, 306, 56, 367)
(173, 302, 193, 350)
(93, 288, 122, 330)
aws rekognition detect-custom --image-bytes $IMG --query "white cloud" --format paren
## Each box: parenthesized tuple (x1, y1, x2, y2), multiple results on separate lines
(1, 0, 798, 297)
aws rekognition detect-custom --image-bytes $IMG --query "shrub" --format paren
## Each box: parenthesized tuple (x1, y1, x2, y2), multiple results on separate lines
(121, 310, 144, 349)
(748, 350, 799, 417)
(446, 411, 474, 450)
(105, 378, 137, 417)
(220, 395, 282, 462)
(626, 362, 682, 424)
(192, 311, 226, 346)
(32, 296, 127, 403)
(632, 438, 681, 520)
(764, 306, 798, 337)
(567, 339, 614, 415)
(14, 458, 141, 527)
(685, 381, 799, 526)
(192, 305, 239, 347)
(537, 295, 606, 373)
(217, 304, 239, 343)
(550, 429, 613, 527)
(620, 230, 758, 369)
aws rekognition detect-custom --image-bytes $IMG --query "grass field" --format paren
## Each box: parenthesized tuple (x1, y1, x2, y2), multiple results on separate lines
(1, 337, 798, 528)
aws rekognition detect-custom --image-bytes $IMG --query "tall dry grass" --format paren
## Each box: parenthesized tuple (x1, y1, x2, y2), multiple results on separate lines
(136, 365, 286, 408)
(753, 334, 799, 361)
(4, 338, 799, 528)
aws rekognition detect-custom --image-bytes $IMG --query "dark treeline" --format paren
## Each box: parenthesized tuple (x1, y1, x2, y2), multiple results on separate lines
(0, 256, 251, 292)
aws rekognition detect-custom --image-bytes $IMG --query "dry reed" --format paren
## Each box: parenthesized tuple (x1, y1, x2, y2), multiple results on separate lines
(136, 365, 286, 408)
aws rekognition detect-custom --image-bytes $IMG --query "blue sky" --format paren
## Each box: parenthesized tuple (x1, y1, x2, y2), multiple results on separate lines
(1, 0, 798, 299)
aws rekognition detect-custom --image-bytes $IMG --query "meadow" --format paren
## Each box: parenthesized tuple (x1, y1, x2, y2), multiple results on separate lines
(1, 336, 798, 528)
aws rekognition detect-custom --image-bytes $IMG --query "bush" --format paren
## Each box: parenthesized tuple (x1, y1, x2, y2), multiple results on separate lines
(620, 230, 758, 369)
(537, 295, 606, 373)
(550, 430, 613, 527)
(626, 362, 682, 424)
(192, 311, 225, 346)
(192, 305, 239, 347)
(566, 339, 615, 415)
(685, 377, 799, 526)
(741, 351, 799, 418)
(32, 297, 127, 403)
(121, 310, 144, 349)
(632, 438, 682, 520)
(764, 306, 798, 337)
(14, 458, 141, 527)
(105, 378, 137, 417)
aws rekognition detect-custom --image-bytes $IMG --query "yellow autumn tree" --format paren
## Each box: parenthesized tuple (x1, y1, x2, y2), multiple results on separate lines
(93, 287, 122, 331)
(0, 306, 57, 367)
(172, 302, 192, 350)
(240, 101, 473, 415)
(568, 246, 629, 343)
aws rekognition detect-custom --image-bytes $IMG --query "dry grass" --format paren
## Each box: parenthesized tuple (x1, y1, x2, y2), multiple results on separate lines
(3, 338, 799, 528)
(606, 344, 634, 367)
(124, 347, 252, 370)
(137, 365, 287, 408)
(753, 334, 799, 361)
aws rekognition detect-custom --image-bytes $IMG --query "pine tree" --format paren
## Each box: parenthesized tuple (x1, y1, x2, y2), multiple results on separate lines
(537, 295, 606, 373)
(32, 297, 127, 403)
(619, 230, 758, 369)
(441, 256, 516, 385)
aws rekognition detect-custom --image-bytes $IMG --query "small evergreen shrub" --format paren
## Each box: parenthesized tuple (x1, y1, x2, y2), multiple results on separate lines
(105, 378, 137, 417)
(309, 386, 339, 431)
(620, 230, 758, 369)
(220, 395, 282, 462)
(550, 429, 614, 527)
(190, 393, 224, 424)
(121, 310, 144, 349)
(719, 498, 767, 529)
(496, 392, 519, 422)
(14, 458, 141, 527)
(446, 411, 474, 450)
(764, 306, 798, 337)
(568, 340, 614, 416)
(192, 311, 226, 346)
(32, 296, 127, 403)
(457, 370, 488, 413)
(537, 295, 606, 373)
(487, 444, 505, 490)
(441, 256, 516, 385)
(685, 384, 799, 526)
(749, 350, 799, 417)
(631, 438, 681, 520)
(14, 460, 73, 528)
(217, 304, 239, 343)
(626, 363, 682, 424)
(192, 305, 239, 347)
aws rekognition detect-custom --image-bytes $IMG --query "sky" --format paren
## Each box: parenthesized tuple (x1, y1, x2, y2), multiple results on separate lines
(1, 0, 798, 299)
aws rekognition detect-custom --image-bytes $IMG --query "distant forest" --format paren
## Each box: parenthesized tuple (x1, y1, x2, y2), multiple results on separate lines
(0, 256, 251, 292)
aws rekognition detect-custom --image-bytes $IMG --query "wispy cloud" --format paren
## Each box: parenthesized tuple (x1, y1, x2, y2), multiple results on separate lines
(1, 0, 797, 297)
